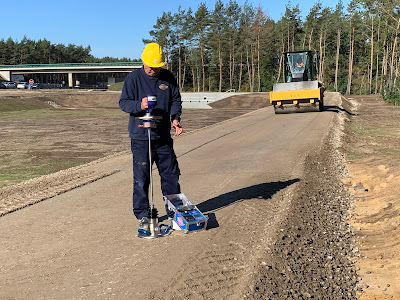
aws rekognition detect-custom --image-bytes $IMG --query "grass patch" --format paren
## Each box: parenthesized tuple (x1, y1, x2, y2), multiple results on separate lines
(0, 107, 124, 119)
(0, 96, 124, 119)
(0, 108, 50, 119)
(343, 119, 399, 160)
(108, 81, 124, 91)
(367, 127, 400, 137)
(345, 123, 369, 135)
(0, 97, 42, 112)
(0, 97, 48, 119)
(340, 146, 366, 161)
(0, 98, 124, 187)
(0, 159, 84, 188)
(376, 146, 400, 156)
(345, 123, 398, 137)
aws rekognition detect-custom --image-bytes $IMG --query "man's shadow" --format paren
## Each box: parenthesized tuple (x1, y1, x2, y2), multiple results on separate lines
(199, 178, 300, 230)
(160, 179, 300, 229)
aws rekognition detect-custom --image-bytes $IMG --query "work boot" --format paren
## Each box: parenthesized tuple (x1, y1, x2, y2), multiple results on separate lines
(139, 217, 149, 231)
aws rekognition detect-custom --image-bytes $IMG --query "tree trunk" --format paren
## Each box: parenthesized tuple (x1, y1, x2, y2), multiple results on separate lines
(291, 23, 295, 51)
(239, 52, 243, 91)
(287, 24, 290, 52)
(321, 31, 326, 83)
(395, 55, 400, 87)
(196, 66, 200, 92)
(302, 30, 306, 49)
(375, 52, 379, 94)
(375, 17, 381, 94)
(246, 45, 251, 91)
(360, 72, 366, 94)
(178, 43, 182, 91)
(277, 41, 285, 83)
(257, 30, 261, 92)
(319, 30, 324, 82)
(229, 38, 235, 91)
(369, 15, 374, 94)
(246, 45, 253, 92)
(380, 40, 388, 92)
(346, 27, 354, 95)
(191, 59, 196, 92)
(218, 40, 223, 92)
(308, 27, 314, 50)
(200, 42, 205, 92)
(251, 45, 256, 91)
(334, 27, 341, 92)
(390, 17, 400, 84)
(181, 54, 187, 91)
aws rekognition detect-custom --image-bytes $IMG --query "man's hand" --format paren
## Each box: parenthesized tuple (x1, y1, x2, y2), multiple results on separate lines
(141, 97, 148, 110)
(172, 120, 183, 136)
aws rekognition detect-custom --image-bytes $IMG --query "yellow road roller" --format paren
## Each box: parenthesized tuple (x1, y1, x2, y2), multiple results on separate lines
(270, 50, 324, 114)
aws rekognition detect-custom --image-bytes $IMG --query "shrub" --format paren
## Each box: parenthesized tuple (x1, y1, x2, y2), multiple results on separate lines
(381, 87, 400, 105)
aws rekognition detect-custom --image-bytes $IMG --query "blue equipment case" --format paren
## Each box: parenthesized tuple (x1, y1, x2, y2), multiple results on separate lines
(163, 193, 208, 234)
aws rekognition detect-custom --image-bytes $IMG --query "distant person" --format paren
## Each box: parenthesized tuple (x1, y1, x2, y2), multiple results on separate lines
(295, 58, 305, 72)
(119, 42, 183, 232)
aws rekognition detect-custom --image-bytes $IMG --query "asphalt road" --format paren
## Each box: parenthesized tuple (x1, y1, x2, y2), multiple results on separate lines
(0, 93, 341, 299)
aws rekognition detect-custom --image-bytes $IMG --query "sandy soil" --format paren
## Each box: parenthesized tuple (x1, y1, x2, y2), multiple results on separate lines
(0, 90, 399, 299)
(340, 95, 400, 299)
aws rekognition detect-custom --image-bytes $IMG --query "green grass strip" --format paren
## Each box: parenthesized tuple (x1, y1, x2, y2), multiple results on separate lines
(0, 160, 84, 188)
(0, 97, 42, 112)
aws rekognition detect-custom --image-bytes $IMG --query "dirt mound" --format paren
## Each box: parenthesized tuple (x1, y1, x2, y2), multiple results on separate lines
(5, 91, 270, 110)
(209, 92, 270, 109)
(20, 91, 121, 109)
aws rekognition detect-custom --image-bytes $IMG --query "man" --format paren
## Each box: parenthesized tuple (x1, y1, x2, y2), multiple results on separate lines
(119, 42, 183, 231)
(295, 57, 305, 71)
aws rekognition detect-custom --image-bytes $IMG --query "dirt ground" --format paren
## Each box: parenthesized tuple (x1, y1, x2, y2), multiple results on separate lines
(0, 90, 266, 190)
(0, 90, 399, 299)
(340, 95, 400, 299)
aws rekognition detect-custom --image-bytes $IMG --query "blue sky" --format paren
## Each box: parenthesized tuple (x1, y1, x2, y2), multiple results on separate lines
(2, 0, 349, 60)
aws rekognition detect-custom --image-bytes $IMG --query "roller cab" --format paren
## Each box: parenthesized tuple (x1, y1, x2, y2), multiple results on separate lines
(270, 51, 324, 114)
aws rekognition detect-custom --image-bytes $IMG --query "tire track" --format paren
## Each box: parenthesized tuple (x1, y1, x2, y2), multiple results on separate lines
(0, 164, 119, 217)
(149, 179, 294, 300)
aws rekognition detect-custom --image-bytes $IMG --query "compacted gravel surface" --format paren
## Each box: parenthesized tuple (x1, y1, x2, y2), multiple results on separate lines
(0, 91, 370, 299)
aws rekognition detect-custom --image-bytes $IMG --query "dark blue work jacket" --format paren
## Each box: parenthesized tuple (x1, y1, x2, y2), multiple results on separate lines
(119, 67, 182, 140)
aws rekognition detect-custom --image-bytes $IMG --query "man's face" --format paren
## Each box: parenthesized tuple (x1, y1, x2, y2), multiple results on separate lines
(143, 64, 161, 77)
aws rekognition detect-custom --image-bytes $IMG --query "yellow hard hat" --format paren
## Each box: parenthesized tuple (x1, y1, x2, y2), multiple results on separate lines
(141, 43, 165, 68)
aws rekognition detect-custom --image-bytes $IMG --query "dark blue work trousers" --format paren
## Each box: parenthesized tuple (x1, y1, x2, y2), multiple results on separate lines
(130, 138, 181, 220)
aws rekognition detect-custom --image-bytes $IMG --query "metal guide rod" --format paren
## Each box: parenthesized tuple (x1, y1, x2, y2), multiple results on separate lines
(136, 95, 171, 238)
(148, 127, 154, 209)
